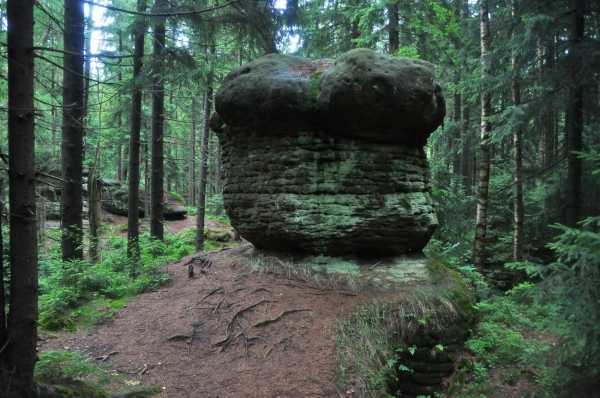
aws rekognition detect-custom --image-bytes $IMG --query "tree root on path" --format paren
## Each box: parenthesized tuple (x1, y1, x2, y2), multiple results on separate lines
(253, 309, 312, 327)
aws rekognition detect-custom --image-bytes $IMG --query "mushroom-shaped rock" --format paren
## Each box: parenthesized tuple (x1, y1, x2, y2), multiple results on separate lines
(212, 48, 445, 256)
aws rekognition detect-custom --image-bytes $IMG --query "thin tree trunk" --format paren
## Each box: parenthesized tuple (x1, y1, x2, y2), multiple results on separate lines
(0, 181, 5, 351)
(61, 0, 85, 261)
(566, 0, 584, 228)
(188, 99, 196, 206)
(144, 137, 149, 220)
(215, 140, 222, 195)
(388, 1, 399, 55)
(117, 30, 125, 181)
(82, 2, 93, 134)
(512, 1, 524, 263)
(474, 0, 492, 272)
(150, 0, 166, 241)
(208, 133, 215, 196)
(117, 143, 122, 180)
(88, 145, 102, 263)
(349, 0, 360, 49)
(3, 0, 38, 395)
(453, 93, 461, 175)
(127, 0, 146, 259)
(196, 83, 213, 252)
(461, 102, 471, 193)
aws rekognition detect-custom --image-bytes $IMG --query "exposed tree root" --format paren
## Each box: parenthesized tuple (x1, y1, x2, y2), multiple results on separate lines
(253, 309, 311, 327)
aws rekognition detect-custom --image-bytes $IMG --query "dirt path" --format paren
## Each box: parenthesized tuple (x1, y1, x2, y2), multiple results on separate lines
(39, 242, 370, 397)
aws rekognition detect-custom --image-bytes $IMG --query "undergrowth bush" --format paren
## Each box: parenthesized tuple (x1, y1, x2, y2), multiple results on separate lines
(506, 215, 600, 395)
(35, 350, 105, 381)
(464, 283, 552, 381)
(37, 230, 188, 330)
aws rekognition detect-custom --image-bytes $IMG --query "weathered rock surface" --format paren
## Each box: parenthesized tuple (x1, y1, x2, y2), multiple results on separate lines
(211, 48, 445, 256)
(101, 183, 188, 220)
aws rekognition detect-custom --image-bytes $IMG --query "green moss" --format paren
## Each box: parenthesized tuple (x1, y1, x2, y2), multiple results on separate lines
(168, 191, 185, 204)
(310, 70, 324, 99)
(109, 300, 126, 310)
(53, 382, 107, 398)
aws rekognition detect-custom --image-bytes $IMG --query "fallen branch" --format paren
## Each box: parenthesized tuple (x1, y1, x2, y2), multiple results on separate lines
(96, 351, 119, 361)
(253, 309, 312, 327)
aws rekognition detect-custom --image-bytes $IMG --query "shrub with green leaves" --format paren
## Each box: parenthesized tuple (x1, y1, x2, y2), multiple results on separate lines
(35, 350, 104, 381)
(507, 215, 600, 394)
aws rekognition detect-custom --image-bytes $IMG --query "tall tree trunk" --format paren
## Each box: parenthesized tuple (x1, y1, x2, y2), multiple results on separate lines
(144, 135, 150, 220)
(461, 105, 471, 193)
(88, 145, 102, 263)
(188, 99, 196, 207)
(512, 2, 524, 263)
(127, 0, 147, 259)
(215, 141, 222, 195)
(61, 0, 85, 261)
(83, 2, 93, 133)
(196, 84, 213, 252)
(453, 93, 462, 175)
(117, 143, 122, 180)
(2, 0, 38, 395)
(349, 0, 360, 49)
(566, 0, 584, 228)
(474, 0, 492, 271)
(150, 0, 166, 241)
(117, 30, 125, 181)
(388, 1, 399, 55)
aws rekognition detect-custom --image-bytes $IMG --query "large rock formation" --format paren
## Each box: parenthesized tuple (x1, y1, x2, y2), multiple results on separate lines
(211, 48, 445, 256)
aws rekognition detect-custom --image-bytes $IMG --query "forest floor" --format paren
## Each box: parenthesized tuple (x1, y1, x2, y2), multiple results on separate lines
(38, 215, 542, 398)
(39, 215, 369, 398)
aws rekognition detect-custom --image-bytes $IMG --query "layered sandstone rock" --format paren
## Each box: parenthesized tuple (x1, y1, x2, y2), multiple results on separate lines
(211, 48, 445, 255)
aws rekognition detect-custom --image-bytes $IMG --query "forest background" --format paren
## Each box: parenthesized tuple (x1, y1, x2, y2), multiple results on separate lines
(0, 0, 599, 397)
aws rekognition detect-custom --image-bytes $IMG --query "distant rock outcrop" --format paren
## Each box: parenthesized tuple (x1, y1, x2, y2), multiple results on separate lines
(211, 48, 445, 255)
(101, 182, 188, 220)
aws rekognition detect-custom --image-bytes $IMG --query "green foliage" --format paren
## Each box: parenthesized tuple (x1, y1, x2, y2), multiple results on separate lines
(336, 292, 463, 397)
(35, 350, 105, 381)
(456, 283, 552, 396)
(168, 191, 185, 205)
(37, 231, 175, 330)
(506, 216, 600, 393)
(395, 45, 420, 59)
(465, 287, 550, 369)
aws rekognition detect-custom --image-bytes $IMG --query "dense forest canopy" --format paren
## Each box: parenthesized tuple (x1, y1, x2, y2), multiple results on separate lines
(0, 0, 599, 396)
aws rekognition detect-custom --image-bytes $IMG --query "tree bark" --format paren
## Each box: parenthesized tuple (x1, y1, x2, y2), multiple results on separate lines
(117, 30, 126, 181)
(388, 1, 399, 55)
(566, 0, 584, 228)
(196, 84, 213, 252)
(461, 105, 471, 193)
(61, 0, 85, 262)
(474, 0, 492, 272)
(150, 0, 166, 241)
(127, 0, 147, 259)
(453, 93, 462, 175)
(349, 0, 360, 49)
(215, 141, 222, 195)
(512, 2, 524, 263)
(88, 145, 102, 263)
(2, 0, 38, 395)
(188, 99, 196, 207)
